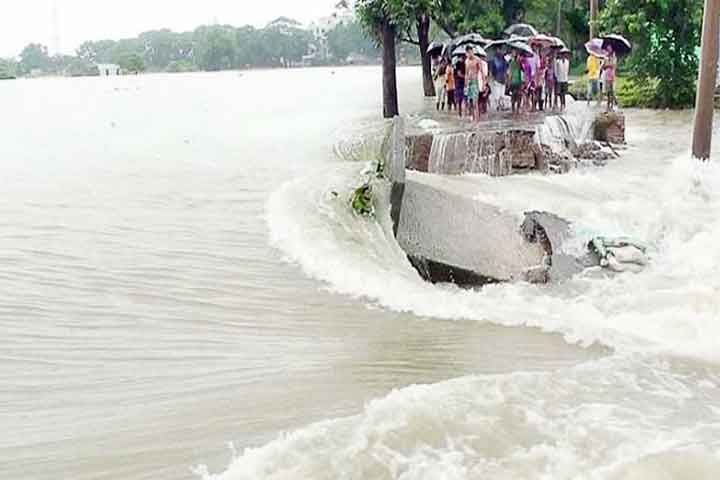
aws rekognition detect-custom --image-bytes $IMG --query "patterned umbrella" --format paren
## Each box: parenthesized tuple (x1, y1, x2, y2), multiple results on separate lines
(454, 33, 490, 48)
(426, 41, 445, 57)
(585, 38, 607, 58)
(452, 45, 486, 57)
(529, 34, 555, 48)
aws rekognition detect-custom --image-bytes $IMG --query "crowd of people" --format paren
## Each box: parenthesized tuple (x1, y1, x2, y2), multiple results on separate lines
(433, 39, 619, 120)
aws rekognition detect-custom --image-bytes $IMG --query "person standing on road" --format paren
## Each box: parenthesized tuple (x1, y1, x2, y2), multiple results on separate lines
(507, 50, 525, 115)
(489, 48, 508, 111)
(445, 62, 456, 111)
(602, 46, 618, 111)
(454, 56, 466, 118)
(464, 46, 482, 121)
(555, 49, 571, 111)
(586, 53, 601, 105)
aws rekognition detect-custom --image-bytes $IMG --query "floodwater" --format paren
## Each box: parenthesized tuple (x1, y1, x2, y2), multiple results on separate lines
(1, 68, 719, 480)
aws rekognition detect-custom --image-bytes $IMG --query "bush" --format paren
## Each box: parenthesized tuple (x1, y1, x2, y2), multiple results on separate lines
(615, 77, 660, 108)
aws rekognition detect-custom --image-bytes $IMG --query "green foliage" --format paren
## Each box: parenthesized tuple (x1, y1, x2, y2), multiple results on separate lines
(351, 184, 374, 216)
(19, 43, 51, 74)
(327, 20, 379, 61)
(615, 77, 660, 108)
(118, 53, 145, 72)
(599, 0, 702, 108)
(433, 0, 505, 37)
(0, 58, 18, 78)
(9, 18, 332, 76)
(193, 25, 237, 71)
(166, 60, 196, 73)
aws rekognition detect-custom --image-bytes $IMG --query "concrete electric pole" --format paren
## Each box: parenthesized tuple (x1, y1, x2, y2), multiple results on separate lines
(692, 0, 720, 160)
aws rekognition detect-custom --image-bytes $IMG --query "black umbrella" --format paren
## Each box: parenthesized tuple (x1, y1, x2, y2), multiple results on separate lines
(487, 35, 529, 49)
(454, 33, 489, 48)
(504, 23, 538, 38)
(510, 41, 534, 57)
(601, 34, 632, 56)
(426, 41, 445, 57)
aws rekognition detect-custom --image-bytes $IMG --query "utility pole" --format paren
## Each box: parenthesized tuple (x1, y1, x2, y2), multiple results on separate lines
(556, 0, 563, 37)
(51, 0, 61, 56)
(692, 0, 720, 160)
(589, 0, 598, 40)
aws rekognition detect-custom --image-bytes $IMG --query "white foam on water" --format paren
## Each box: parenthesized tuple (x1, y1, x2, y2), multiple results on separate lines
(224, 111, 720, 479)
(208, 355, 720, 479)
(265, 148, 720, 361)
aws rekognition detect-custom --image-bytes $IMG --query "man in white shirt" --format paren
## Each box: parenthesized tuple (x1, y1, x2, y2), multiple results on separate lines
(554, 48, 571, 111)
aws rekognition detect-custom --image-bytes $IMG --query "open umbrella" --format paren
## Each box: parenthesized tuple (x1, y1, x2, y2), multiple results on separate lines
(487, 35, 529, 49)
(510, 42, 534, 57)
(601, 34, 632, 56)
(529, 34, 555, 48)
(452, 45, 486, 57)
(504, 23, 538, 38)
(426, 41, 445, 57)
(585, 38, 607, 58)
(454, 33, 489, 48)
(451, 46, 467, 58)
(550, 36, 566, 49)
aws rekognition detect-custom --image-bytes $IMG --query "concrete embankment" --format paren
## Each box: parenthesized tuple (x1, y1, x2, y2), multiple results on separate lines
(381, 108, 624, 287)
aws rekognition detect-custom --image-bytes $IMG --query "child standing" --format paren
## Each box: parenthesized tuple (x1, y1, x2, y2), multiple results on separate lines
(507, 51, 524, 115)
(602, 46, 617, 111)
(446, 62, 456, 111)
(555, 49, 571, 111)
(435, 60, 447, 111)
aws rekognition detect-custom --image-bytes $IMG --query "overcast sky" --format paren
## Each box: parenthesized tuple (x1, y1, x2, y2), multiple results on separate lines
(0, 0, 343, 57)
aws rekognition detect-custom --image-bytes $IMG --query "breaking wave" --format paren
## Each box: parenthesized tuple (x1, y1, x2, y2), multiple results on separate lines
(207, 111, 720, 479)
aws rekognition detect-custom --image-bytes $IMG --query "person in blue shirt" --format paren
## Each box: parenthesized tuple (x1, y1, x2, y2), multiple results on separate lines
(489, 48, 509, 111)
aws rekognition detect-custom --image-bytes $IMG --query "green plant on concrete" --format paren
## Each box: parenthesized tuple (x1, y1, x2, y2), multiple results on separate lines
(599, 0, 702, 109)
(351, 184, 375, 216)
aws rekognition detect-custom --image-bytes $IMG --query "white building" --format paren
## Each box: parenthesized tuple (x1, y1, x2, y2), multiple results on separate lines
(307, 10, 354, 60)
(96, 64, 121, 76)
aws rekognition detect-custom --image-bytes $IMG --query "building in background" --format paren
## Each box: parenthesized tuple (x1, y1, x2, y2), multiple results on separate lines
(307, 7, 353, 62)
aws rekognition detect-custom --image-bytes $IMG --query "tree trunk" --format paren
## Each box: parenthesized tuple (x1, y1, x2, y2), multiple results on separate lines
(589, 0, 598, 39)
(382, 19, 399, 118)
(556, 0, 563, 37)
(692, 0, 720, 160)
(417, 15, 435, 97)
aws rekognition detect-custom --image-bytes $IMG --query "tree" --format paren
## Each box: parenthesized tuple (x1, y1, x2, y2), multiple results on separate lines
(194, 25, 237, 71)
(357, 0, 402, 118)
(389, 0, 436, 96)
(599, 0, 702, 108)
(0, 58, 19, 78)
(76, 39, 117, 64)
(118, 53, 145, 72)
(327, 20, 379, 62)
(19, 43, 51, 74)
(432, 0, 505, 38)
(139, 29, 186, 70)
